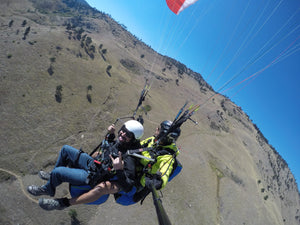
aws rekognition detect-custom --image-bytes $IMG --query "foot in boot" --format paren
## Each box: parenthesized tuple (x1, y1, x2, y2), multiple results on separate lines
(39, 198, 69, 210)
(27, 185, 49, 196)
(38, 171, 50, 180)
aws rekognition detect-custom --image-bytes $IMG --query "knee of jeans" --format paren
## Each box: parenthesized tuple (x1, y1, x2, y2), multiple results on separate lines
(51, 167, 64, 178)
(59, 145, 66, 157)
(61, 145, 70, 153)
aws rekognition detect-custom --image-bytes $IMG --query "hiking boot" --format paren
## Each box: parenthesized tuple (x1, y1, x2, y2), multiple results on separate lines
(38, 171, 50, 181)
(27, 185, 49, 196)
(39, 198, 68, 211)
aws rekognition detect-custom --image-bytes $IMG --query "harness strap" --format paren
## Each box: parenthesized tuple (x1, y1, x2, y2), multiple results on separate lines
(159, 154, 176, 177)
(75, 149, 84, 165)
(133, 187, 151, 204)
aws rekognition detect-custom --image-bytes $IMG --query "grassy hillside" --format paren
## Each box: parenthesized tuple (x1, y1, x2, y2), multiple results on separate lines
(0, 0, 299, 224)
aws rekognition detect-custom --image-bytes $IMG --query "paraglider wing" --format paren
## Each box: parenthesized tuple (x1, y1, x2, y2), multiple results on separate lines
(166, 0, 199, 15)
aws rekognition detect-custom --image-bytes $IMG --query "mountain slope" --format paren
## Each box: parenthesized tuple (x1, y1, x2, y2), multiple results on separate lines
(0, 0, 299, 224)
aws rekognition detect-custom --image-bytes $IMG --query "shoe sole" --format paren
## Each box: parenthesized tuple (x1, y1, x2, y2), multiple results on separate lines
(38, 171, 50, 181)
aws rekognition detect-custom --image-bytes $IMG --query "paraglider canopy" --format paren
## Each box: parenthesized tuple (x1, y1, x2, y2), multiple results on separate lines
(166, 0, 199, 15)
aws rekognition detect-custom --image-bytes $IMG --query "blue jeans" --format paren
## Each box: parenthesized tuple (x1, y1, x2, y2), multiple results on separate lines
(43, 145, 94, 196)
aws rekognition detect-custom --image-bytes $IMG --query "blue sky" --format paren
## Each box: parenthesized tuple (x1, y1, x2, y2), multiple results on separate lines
(85, 0, 300, 188)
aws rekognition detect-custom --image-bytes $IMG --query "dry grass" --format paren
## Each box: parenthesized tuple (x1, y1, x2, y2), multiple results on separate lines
(0, 0, 299, 225)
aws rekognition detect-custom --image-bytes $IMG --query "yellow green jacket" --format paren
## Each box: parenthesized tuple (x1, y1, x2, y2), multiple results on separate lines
(139, 136, 179, 190)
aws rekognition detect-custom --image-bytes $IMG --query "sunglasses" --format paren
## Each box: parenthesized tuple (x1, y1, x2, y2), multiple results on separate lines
(119, 125, 135, 140)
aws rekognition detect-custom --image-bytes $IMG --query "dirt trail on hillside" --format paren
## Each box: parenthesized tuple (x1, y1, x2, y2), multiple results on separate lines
(0, 168, 38, 203)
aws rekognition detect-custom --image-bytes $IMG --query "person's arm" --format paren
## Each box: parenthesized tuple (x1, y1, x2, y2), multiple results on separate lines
(106, 124, 116, 142)
(110, 152, 137, 192)
(92, 124, 116, 159)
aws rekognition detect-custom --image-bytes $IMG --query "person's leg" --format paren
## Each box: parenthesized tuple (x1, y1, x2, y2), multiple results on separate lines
(55, 145, 93, 169)
(69, 181, 120, 205)
(28, 145, 94, 196)
(38, 181, 120, 210)
(44, 166, 90, 196)
(38, 145, 94, 180)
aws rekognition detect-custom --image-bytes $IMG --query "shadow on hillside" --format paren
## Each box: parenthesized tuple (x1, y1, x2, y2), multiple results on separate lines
(71, 217, 81, 225)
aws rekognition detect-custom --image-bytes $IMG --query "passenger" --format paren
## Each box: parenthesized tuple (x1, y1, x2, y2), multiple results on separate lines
(27, 120, 144, 210)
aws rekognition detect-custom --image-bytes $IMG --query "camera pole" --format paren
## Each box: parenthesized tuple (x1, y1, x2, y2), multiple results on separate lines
(150, 184, 172, 225)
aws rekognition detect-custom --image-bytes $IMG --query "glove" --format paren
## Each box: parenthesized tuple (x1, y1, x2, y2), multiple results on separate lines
(145, 174, 163, 190)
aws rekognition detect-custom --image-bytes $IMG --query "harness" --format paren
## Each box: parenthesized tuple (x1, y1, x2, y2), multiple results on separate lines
(86, 141, 118, 187)
(141, 138, 179, 176)
(132, 137, 180, 204)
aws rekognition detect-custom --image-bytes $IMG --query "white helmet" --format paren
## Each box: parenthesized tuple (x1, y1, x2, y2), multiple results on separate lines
(124, 120, 144, 140)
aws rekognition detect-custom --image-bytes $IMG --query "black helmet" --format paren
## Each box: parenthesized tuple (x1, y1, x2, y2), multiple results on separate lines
(158, 120, 181, 145)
